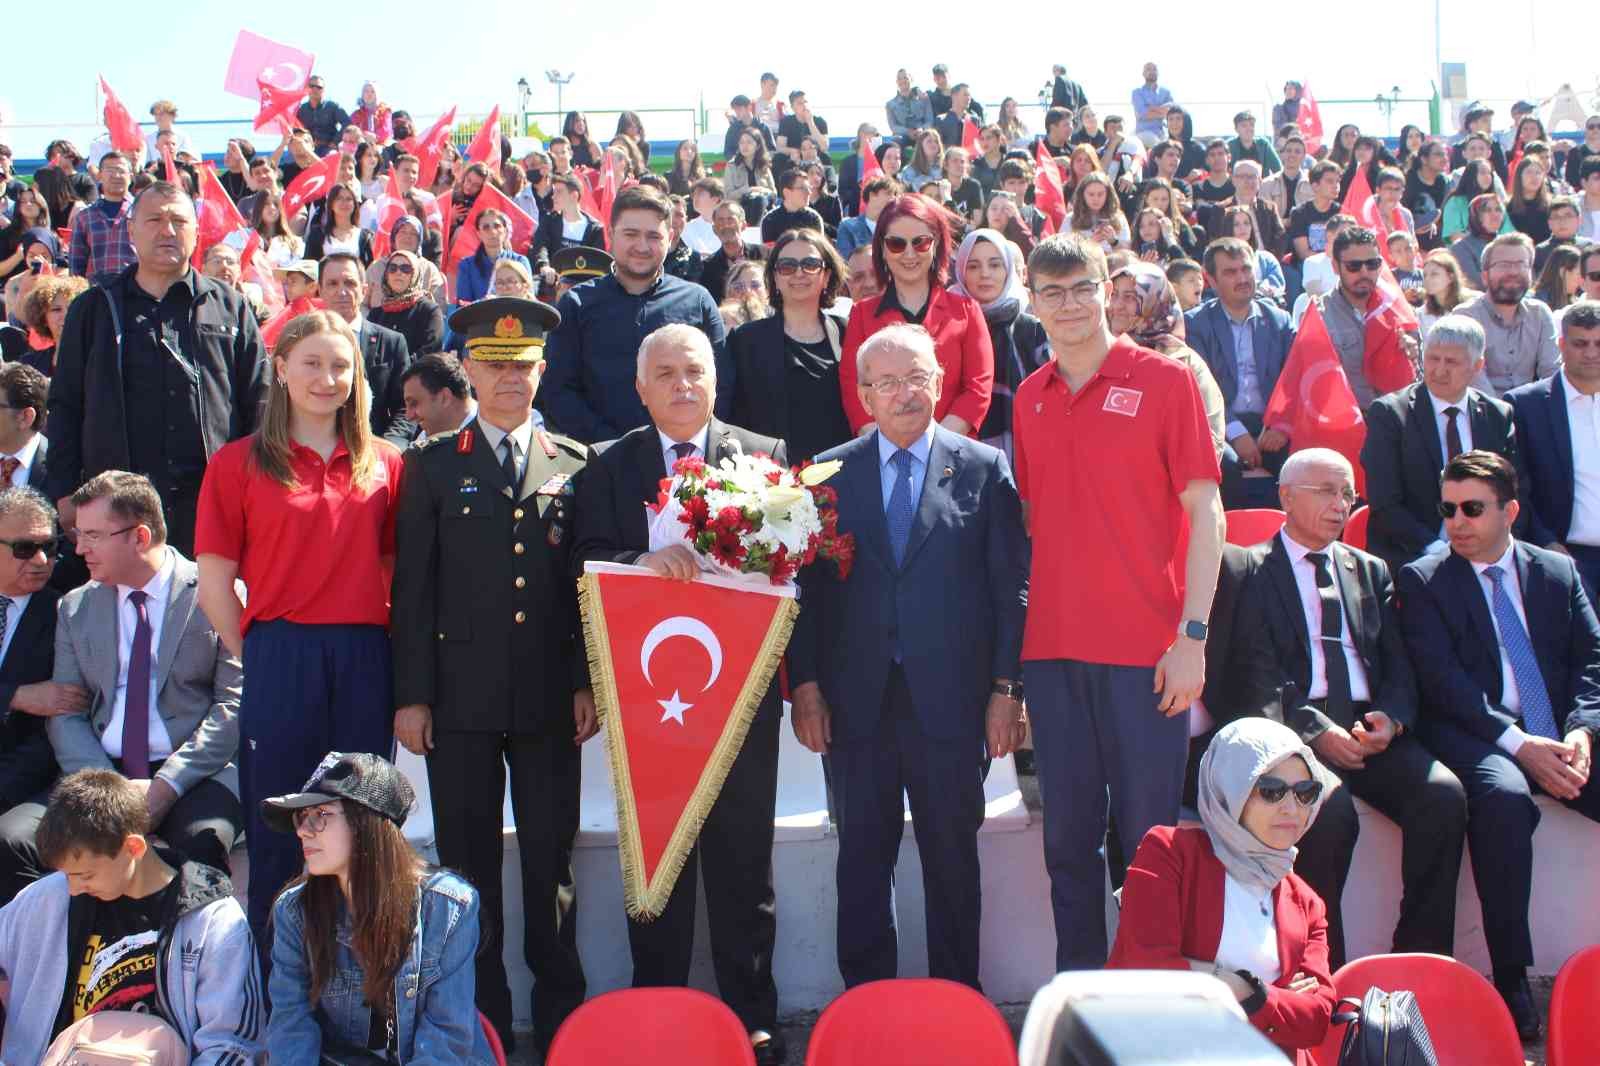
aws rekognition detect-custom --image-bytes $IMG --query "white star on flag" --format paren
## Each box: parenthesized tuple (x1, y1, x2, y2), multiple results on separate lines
(657, 690, 692, 726)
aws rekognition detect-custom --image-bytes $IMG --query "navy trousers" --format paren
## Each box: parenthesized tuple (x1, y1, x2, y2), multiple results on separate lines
(831, 665, 986, 989)
(239, 621, 394, 946)
(1023, 658, 1188, 971)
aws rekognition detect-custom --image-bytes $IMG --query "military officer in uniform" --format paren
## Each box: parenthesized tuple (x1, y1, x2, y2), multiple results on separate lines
(390, 296, 595, 1055)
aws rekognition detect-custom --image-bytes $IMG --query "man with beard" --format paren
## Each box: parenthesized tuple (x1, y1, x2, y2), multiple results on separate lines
(1318, 226, 1419, 409)
(1457, 234, 1562, 397)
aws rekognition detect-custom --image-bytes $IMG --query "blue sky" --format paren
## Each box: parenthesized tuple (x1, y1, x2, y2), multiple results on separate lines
(3, 1, 1595, 158)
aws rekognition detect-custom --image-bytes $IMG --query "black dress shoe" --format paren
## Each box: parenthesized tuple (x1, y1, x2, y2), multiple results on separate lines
(1495, 973, 1542, 1042)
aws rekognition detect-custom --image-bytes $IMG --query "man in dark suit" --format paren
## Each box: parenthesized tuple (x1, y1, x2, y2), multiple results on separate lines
(570, 323, 786, 1065)
(391, 298, 592, 1056)
(1182, 542, 1261, 806)
(1363, 315, 1521, 575)
(1184, 237, 1297, 508)
(0, 363, 87, 593)
(0, 488, 77, 849)
(787, 323, 1028, 991)
(318, 252, 415, 447)
(1232, 448, 1467, 968)
(1399, 450, 1600, 1038)
(1505, 300, 1600, 600)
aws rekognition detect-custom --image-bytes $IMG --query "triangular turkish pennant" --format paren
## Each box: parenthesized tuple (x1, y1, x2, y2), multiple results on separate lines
(579, 561, 797, 919)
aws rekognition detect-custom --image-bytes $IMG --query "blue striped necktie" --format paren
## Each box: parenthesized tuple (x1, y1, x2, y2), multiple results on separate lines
(886, 450, 915, 567)
(1484, 565, 1560, 740)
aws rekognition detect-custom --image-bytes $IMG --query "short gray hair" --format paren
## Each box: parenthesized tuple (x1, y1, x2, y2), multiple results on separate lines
(0, 486, 57, 531)
(856, 323, 937, 379)
(1231, 160, 1263, 180)
(1280, 448, 1354, 486)
(636, 323, 714, 384)
(1423, 314, 1486, 361)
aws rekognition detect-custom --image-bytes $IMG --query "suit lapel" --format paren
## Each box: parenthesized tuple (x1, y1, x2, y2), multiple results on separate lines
(1551, 376, 1575, 488)
(1263, 537, 1311, 659)
(1329, 542, 1370, 659)
(1514, 543, 1556, 681)
(91, 583, 121, 708)
(1207, 306, 1238, 396)
(1408, 385, 1445, 471)
(900, 430, 957, 569)
(1, 594, 48, 677)
(1448, 551, 1502, 685)
(518, 429, 556, 503)
(157, 561, 198, 690)
(760, 322, 790, 442)
(1467, 390, 1496, 450)
(846, 435, 893, 569)
(464, 418, 514, 499)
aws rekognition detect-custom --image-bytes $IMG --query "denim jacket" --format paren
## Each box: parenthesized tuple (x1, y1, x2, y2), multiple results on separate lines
(268, 870, 494, 1065)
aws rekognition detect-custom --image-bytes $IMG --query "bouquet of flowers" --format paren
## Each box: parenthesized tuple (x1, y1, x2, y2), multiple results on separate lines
(647, 453, 854, 584)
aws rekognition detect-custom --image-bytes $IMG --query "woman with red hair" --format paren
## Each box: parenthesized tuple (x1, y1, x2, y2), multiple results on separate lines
(839, 195, 994, 434)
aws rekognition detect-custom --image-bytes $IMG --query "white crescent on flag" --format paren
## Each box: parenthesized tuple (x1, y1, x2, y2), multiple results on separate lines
(259, 62, 306, 91)
(1299, 361, 1362, 429)
(639, 616, 724, 691)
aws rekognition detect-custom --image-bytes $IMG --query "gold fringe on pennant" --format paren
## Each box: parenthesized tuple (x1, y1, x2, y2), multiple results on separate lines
(578, 570, 798, 920)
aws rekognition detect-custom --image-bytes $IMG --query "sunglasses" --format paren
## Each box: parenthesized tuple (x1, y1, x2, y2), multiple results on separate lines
(0, 535, 61, 560)
(1340, 257, 1384, 273)
(1437, 499, 1492, 519)
(1586, 272, 1600, 283)
(775, 256, 825, 276)
(386, 262, 415, 275)
(883, 235, 936, 254)
(1254, 776, 1323, 806)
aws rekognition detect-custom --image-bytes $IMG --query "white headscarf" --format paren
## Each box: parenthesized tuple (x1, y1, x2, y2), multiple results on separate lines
(949, 228, 1029, 319)
(1196, 718, 1340, 894)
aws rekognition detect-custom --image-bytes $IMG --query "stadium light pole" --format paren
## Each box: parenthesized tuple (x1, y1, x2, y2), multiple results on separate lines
(546, 70, 575, 122)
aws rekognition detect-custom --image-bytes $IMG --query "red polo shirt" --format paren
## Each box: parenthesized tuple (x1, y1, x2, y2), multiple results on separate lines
(194, 436, 404, 636)
(1013, 336, 1220, 667)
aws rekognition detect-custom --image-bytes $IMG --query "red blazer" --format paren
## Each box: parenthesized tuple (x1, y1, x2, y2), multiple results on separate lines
(838, 286, 994, 435)
(1108, 825, 1336, 1066)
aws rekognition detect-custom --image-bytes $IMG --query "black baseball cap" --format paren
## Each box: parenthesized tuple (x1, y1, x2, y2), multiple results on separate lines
(261, 752, 415, 833)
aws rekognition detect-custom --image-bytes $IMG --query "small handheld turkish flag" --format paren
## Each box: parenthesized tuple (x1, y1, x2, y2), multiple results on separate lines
(1263, 301, 1370, 492)
(414, 106, 457, 191)
(446, 183, 537, 273)
(465, 105, 502, 171)
(962, 116, 980, 153)
(579, 562, 797, 919)
(223, 31, 315, 102)
(859, 140, 883, 184)
(280, 152, 342, 221)
(371, 169, 407, 260)
(193, 164, 248, 268)
(254, 71, 307, 136)
(99, 77, 144, 154)
(1296, 84, 1324, 155)
(1033, 139, 1068, 233)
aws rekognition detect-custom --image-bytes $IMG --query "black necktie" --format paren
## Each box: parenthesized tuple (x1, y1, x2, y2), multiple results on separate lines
(500, 438, 519, 489)
(1443, 405, 1463, 461)
(671, 441, 696, 466)
(1306, 552, 1354, 725)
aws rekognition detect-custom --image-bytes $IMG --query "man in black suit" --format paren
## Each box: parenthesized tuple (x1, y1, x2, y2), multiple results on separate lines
(1232, 448, 1467, 968)
(1505, 300, 1600, 600)
(1362, 314, 1522, 575)
(0, 364, 85, 593)
(318, 252, 415, 447)
(1182, 541, 1261, 805)
(0, 489, 79, 834)
(571, 323, 786, 1065)
(1399, 450, 1600, 1038)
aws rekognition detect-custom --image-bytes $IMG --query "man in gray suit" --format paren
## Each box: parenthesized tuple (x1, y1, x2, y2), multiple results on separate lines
(0, 471, 242, 899)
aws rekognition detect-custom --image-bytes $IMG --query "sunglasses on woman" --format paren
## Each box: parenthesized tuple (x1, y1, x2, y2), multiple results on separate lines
(1437, 499, 1491, 519)
(1254, 776, 1323, 806)
(775, 257, 825, 276)
(386, 262, 415, 275)
(883, 235, 935, 254)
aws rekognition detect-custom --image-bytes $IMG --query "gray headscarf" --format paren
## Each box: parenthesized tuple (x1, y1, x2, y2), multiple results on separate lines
(1197, 718, 1340, 894)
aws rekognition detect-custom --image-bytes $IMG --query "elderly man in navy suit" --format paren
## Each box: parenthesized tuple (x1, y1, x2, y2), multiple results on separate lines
(1399, 449, 1600, 1039)
(787, 323, 1029, 990)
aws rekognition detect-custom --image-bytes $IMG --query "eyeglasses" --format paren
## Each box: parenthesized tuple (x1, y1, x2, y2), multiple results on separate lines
(1339, 257, 1384, 273)
(863, 370, 935, 396)
(1031, 279, 1103, 310)
(1287, 484, 1358, 505)
(0, 535, 61, 560)
(1254, 776, 1324, 807)
(1437, 499, 1492, 519)
(74, 524, 137, 548)
(729, 280, 764, 293)
(1587, 272, 1600, 283)
(293, 806, 342, 835)
(386, 262, 415, 275)
(882, 235, 935, 254)
(775, 257, 825, 276)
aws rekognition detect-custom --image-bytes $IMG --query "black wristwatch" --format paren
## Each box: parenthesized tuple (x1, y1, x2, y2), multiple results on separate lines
(1235, 969, 1268, 1014)
(1182, 619, 1209, 641)
(992, 680, 1024, 700)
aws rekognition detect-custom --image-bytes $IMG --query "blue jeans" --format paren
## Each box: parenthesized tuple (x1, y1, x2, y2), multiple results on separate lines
(1022, 658, 1188, 971)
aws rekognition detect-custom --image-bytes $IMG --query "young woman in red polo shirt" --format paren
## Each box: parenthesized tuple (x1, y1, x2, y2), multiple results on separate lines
(838, 194, 994, 436)
(194, 310, 405, 943)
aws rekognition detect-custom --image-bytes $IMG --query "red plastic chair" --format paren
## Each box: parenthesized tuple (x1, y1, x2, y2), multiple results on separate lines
(1342, 506, 1371, 551)
(546, 987, 755, 1065)
(805, 978, 1017, 1066)
(1310, 953, 1525, 1066)
(478, 1011, 507, 1066)
(1225, 508, 1286, 546)
(1548, 944, 1600, 1066)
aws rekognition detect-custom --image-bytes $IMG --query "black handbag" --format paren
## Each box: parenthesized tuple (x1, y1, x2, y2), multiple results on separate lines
(1334, 986, 1441, 1066)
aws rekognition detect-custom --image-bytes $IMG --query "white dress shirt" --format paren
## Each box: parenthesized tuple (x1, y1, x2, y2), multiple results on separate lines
(1278, 531, 1372, 702)
(1429, 389, 1475, 546)
(104, 549, 177, 761)
(1468, 540, 1534, 755)
(0, 434, 42, 488)
(1215, 874, 1282, 983)
(0, 591, 33, 668)
(1563, 372, 1600, 546)
(478, 417, 537, 486)
(658, 424, 711, 474)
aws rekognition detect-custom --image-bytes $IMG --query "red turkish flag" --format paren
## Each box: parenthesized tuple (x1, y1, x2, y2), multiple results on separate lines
(575, 165, 604, 225)
(962, 116, 980, 153)
(597, 148, 621, 240)
(1361, 264, 1420, 397)
(1341, 164, 1373, 218)
(370, 169, 408, 260)
(262, 294, 326, 351)
(99, 77, 144, 154)
(281, 152, 341, 221)
(465, 106, 502, 171)
(446, 183, 538, 273)
(414, 106, 457, 192)
(859, 141, 883, 184)
(579, 562, 796, 919)
(254, 75, 306, 136)
(1296, 84, 1324, 155)
(1033, 139, 1068, 232)
(1263, 302, 1370, 492)
(240, 230, 284, 319)
(223, 30, 314, 102)
(192, 164, 248, 268)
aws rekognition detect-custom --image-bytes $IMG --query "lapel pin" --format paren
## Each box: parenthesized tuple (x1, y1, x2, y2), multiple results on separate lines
(942, 465, 954, 478)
